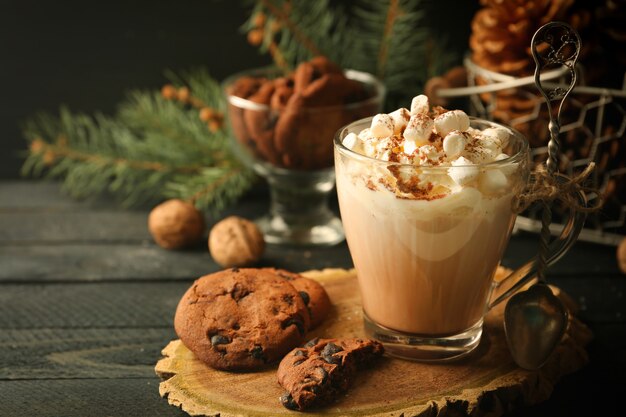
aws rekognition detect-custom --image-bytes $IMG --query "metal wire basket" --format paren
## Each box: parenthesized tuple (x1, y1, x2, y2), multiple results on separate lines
(437, 57, 626, 246)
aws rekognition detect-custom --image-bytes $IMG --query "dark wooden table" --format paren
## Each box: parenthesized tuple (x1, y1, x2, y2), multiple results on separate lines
(0, 180, 624, 416)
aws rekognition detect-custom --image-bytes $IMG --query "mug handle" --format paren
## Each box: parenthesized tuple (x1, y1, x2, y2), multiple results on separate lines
(488, 173, 588, 309)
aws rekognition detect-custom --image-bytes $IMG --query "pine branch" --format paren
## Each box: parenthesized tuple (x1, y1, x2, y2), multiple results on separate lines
(377, 0, 401, 79)
(258, 0, 320, 57)
(244, 0, 460, 110)
(349, 0, 430, 101)
(22, 69, 254, 211)
(164, 167, 256, 217)
(243, 0, 345, 68)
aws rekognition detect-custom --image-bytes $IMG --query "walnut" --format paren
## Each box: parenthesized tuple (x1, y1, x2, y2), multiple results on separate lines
(208, 216, 265, 267)
(618, 237, 626, 274)
(148, 199, 205, 249)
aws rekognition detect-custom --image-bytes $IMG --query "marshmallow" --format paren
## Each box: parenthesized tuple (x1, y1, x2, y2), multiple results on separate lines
(404, 114, 434, 147)
(463, 145, 497, 164)
(434, 110, 470, 136)
(478, 169, 508, 193)
(361, 137, 378, 157)
(442, 130, 467, 159)
(449, 156, 479, 185)
(410, 95, 429, 115)
(362, 135, 395, 160)
(342, 132, 359, 151)
(378, 150, 391, 161)
(389, 108, 411, 134)
(495, 153, 518, 175)
(404, 139, 418, 155)
(370, 113, 394, 138)
(479, 135, 502, 152)
(358, 127, 371, 141)
(418, 145, 441, 165)
(482, 127, 510, 149)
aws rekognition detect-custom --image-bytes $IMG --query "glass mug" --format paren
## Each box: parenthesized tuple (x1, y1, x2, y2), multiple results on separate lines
(334, 117, 586, 361)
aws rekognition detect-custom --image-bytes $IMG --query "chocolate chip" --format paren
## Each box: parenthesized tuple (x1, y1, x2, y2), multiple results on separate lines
(321, 342, 343, 363)
(322, 342, 343, 356)
(250, 345, 264, 360)
(304, 338, 319, 348)
(282, 317, 306, 335)
(210, 335, 230, 346)
(280, 393, 298, 410)
(231, 267, 240, 272)
(293, 359, 305, 366)
(282, 293, 294, 306)
(230, 283, 250, 302)
(298, 291, 310, 306)
(322, 354, 342, 365)
(294, 349, 306, 357)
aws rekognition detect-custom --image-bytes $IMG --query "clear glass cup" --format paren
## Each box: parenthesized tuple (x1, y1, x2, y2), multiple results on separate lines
(334, 117, 587, 361)
(223, 68, 384, 246)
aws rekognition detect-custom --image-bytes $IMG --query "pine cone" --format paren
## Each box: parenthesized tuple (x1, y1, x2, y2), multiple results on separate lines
(470, 0, 576, 77)
(467, 0, 626, 221)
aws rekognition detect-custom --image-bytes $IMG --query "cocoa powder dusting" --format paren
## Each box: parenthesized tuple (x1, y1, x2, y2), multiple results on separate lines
(384, 166, 445, 201)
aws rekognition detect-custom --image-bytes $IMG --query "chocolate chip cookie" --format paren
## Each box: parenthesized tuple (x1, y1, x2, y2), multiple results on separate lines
(277, 338, 384, 410)
(226, 56, 378, 170)
(174, 268, 310, 371)
(269, 268, 332, 329)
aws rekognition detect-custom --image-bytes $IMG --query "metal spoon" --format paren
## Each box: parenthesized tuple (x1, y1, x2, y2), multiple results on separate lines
(504, 22, 581, 370)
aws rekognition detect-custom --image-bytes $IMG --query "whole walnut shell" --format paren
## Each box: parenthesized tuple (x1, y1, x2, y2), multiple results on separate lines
(148, 199, 205, 249)
(209, 216, 265, 267)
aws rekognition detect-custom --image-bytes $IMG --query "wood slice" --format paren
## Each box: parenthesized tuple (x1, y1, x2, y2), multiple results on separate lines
(155, 268, 592, 417)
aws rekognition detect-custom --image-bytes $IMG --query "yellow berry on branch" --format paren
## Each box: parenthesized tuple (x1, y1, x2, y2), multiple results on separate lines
(177, 87, 190, 103)
(253, 12, 266, 28)
(161, 84, 177, 100)
(29, 139, 45, 154)
(247, 29, 264, 46)
(199, 107, 214, 122)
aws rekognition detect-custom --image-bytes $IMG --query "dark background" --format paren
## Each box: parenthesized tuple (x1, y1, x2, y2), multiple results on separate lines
(0, 0, 478, 179)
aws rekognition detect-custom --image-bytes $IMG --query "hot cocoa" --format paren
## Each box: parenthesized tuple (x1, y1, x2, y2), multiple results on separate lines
(335, 96, 528, 336)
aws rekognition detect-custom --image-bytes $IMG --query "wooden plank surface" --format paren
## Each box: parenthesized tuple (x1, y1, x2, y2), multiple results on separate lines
(0, 328, 175, 379)
(0, 244, 216, 282)
(0, 282, 185, 329)
(0, 243, 355, 282)
(0, 210, 151, 243)
(0, 181, 102, 209)
(0, 379, 187, 417)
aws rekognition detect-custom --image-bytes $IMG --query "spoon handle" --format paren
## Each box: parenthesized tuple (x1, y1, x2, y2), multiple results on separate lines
(531, 22, 581, 282)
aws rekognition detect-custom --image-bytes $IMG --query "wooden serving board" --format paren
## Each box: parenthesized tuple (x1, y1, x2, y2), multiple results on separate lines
(155, 268, 592, 417)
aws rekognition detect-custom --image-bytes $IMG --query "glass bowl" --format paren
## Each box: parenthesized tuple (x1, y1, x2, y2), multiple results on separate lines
(223, 67, 384, 245)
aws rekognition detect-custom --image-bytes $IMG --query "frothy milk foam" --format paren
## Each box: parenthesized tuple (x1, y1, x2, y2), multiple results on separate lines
(335, 96, 526, 335)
